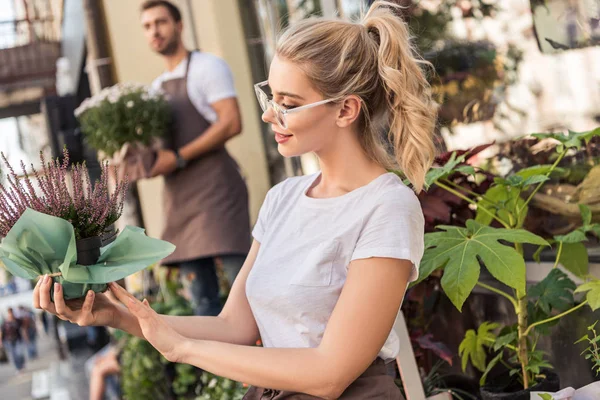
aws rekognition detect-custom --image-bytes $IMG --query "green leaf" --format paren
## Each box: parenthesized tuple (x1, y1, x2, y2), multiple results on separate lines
(529, 269, 576, 314)
(459, 322, 499, 372)
(576, 280, 600, 310)
(480, 352, 503, 386)
(494, 332, 517, 351)
(522, 175, 550, 187)
(516, 165, 567, 179)
(476, 184, 527, 227)
(559, 242, 589, 277)
(422, 220, 547, 309)
(495, 174, 549, 188)
(555, 230, 588, 244)
(575, 334, 589, 345)
(532, 128, 600, 150)
(455, 165, 476, 177)
(580, 204, 592, 227)
(425, 152, 468, 187)
(495, 176, 524, 187)
(537, 394, 553, 400)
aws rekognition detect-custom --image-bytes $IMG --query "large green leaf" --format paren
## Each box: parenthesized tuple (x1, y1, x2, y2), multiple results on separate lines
(420, 220, 548, 310)
(516, 165, 567, 179)
(575, 280, 600, 311)
(528, 269, 576, 314)
(559, 242, 589, 277)
(459, 322, 499, 372)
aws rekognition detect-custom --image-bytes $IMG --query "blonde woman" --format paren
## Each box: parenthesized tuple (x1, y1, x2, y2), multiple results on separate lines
(34, 1, 436, 398)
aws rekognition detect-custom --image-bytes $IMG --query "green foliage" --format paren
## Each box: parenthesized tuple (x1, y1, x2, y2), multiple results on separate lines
(459, 322, 499, 372)
(420, 127, 600, 389)
(196, 372, 247, 400)
(575, 321, 600, 376)
(119, 289, 247, 399)
(532, 128, 600, 152)
(76, 83, 171, 157)
(528, 269, 576, 315)
(475, 184, 527, 227)
(419, 220, 547, 309)
(575, 279, 600, 311)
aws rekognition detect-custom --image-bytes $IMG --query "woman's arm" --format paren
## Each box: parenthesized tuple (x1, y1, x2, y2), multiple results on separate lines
(116, 240, 261, 346)
(170, 257, 412, 399)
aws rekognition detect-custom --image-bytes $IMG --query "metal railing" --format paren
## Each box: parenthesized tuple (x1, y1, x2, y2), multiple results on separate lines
(0, 17, 60, 88)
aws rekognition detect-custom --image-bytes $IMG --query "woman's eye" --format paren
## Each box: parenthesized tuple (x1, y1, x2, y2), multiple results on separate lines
(281, 103, 297, 110)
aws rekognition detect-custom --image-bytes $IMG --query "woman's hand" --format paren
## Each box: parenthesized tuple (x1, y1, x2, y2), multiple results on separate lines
(108, 281, 188, 363)
(33, 274, 123, 329)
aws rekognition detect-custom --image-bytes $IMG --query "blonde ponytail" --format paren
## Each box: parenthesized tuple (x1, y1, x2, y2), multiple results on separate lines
(362, 1, 437, 193)
(276, 0, 437, 193)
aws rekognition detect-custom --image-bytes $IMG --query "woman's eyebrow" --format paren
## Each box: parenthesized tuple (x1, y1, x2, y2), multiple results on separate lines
(271, 87, 305, 100)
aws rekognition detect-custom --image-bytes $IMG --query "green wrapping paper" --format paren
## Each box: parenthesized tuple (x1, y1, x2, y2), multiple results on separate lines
(0, 208, 175, 300)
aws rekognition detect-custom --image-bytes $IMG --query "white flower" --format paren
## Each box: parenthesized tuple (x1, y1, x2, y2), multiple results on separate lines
(126, 101, 134, 108)
(136, 126, 143, 135)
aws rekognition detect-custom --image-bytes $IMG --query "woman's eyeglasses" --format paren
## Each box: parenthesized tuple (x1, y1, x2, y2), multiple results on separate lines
(254, 80, 340, 130)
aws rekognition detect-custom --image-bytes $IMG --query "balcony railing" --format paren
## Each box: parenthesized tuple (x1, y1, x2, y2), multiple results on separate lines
(0, 17, 60, 90)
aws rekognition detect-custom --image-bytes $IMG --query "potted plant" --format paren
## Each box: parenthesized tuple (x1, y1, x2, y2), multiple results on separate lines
(75, 82, 171, 182)
(0, 148, 175, 300)
(414, 127, 600, 399)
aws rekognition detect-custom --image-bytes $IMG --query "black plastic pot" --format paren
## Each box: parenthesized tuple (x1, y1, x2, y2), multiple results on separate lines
(76, 225, 117, 266)
(480, 369, 560, 400)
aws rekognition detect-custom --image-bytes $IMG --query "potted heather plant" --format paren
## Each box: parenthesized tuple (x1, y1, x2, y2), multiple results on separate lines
(75, 82, 171, 181)
(413, 127, 600, 399)
(0, 149, 175, 300)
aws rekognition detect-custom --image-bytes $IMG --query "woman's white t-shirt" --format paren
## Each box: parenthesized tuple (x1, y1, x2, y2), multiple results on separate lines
(246, 172, 425, 361)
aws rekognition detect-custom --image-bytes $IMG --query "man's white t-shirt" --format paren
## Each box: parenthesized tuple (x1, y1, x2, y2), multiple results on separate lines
(247, 172, 425, 361)
(151, 52, 236, 123)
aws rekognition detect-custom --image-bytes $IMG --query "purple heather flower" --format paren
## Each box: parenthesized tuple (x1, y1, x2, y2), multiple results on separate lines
(0, 149, 128, 239)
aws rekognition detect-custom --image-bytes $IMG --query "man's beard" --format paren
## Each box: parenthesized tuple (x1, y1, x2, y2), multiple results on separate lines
(157, 36, 179, 56)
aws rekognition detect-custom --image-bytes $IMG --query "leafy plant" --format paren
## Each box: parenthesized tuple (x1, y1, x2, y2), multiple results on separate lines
(0, 148, 127, 239)
(416, 127, 600, 390)
(118, 281, 248, 400)
(75, 82, 171, 158)
(396, 359, 479, 400)
(575, 321, 600, 376)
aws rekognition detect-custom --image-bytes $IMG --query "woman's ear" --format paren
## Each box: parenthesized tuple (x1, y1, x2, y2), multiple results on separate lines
(336, 95, 362, 128)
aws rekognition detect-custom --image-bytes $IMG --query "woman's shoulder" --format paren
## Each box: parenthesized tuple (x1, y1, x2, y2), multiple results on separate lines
(369, 173, 423, 215)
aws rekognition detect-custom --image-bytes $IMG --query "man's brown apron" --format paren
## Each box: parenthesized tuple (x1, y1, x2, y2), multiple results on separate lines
(160, 52, 251, 265)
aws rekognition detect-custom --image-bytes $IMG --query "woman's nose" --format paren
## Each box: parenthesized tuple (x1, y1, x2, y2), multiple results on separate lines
(261, 107, 276, 124)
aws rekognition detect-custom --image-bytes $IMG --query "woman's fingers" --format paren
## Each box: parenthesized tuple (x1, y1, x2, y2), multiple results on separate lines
(108, 282, 148, 318)
(53, 283, 74, 321)
(108, 282, 136, 304)
(77, 290, 96, 326)
(32, 277, 42, 309)
(39, 275, 57, 314)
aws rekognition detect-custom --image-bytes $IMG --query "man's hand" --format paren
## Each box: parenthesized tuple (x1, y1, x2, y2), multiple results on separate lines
(150, 149, 178, 177)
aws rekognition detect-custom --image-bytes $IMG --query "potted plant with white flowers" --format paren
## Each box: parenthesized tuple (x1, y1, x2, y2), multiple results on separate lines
(75, 82, 171, 182)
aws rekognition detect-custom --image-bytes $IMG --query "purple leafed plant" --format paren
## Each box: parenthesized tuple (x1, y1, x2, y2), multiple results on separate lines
(0, 148, 128, 239)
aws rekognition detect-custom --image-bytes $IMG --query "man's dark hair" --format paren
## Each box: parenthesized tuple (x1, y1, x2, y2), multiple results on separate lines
(141, 0, 182, 22)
